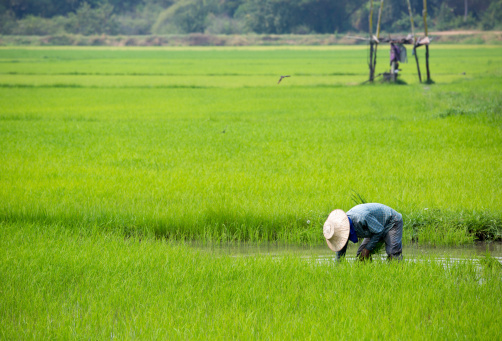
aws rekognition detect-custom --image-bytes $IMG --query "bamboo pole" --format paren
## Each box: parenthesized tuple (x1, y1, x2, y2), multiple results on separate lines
(407, 0, 422, 82)
(423, 0, 431, 82)
(369, 0, 374, 41)
(376, 0, 384, 39)
(464, 0, 468, 22)
(368, 0, 374, 82)
(373, 0, 384, 79)
(369, 42, 374, 82)
(413, 46, 422, 83)
(406, 0, 415, 43)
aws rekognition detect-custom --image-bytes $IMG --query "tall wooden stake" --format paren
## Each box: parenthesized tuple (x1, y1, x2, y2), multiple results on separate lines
(423, 0, 431, 82)
(407, 0, 421, 82)
(373, 0, 384, 78)
(413, 48, 422, 83)
(376, 0, 384, 39)
(369, 42, 374, 82)
(368, 0, 375, 82)
(464, 0, 468, 22)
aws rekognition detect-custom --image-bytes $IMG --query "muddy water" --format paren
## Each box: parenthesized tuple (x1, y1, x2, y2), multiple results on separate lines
(191, 241, 502, 261)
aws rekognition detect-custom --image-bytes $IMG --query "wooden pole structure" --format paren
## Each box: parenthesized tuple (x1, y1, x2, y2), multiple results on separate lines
(368, 0, 375, 82)
(406, 0, 422, 82)
(376, 0, 384, 39)
(464, 0, 468, 22)
(373, 0, 384, 79)
(423, 0, 431, 82)
(391, 61, 396, 82)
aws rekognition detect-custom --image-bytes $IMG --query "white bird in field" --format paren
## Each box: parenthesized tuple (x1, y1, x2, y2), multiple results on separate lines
(277, 75, 290, 84)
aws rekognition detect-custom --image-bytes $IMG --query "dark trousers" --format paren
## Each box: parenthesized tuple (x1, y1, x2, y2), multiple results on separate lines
(356, 218, 403, 260)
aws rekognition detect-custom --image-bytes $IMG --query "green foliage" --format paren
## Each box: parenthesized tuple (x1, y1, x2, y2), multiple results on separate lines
(204, 13, 249, 34)
(235, 0, 357, 34)
(65, 2, 119, 35)
(481, 0, 502, 29)
(0, 0, 104, 18)
(116, 1, 175, 35)
(11, 15, 67, 35)
(152, 0, 218, 34)
(0, 1, 120, 36)
(435, 3, 469, 31)
(1, 0, 500, 35)
(235, 0, 303, 34)
(0, 10, 17, 34)
(389, 13, 424, 33)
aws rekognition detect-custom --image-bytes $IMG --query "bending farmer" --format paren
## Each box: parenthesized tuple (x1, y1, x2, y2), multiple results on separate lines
(323, 203, 403, 261)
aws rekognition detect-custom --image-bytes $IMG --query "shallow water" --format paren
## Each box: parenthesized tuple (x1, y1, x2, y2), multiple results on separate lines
(191, 241, 502, 262)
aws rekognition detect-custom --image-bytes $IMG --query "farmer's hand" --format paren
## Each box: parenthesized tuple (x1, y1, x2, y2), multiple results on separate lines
(359, 248, 371, 261)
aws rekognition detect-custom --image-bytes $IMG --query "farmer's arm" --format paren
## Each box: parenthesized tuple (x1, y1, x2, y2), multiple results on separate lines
(336, 242, 348, 260)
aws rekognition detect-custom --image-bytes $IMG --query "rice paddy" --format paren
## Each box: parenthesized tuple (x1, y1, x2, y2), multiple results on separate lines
(1, 222, 501, 340)
(1, 45, 502, 243)
(1, 45, 501, 338)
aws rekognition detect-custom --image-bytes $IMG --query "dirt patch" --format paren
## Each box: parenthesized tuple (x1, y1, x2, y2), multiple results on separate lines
(0, 31, 501, 46)
(427, 30, 502, 36)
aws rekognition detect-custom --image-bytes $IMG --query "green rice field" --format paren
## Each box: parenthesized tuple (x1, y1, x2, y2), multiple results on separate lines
(1, 45, 502, 338)
(1, 45, 501, 243)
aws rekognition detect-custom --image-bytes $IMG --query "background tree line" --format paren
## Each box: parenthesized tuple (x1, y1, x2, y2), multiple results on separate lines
(1, 0, 501, 35)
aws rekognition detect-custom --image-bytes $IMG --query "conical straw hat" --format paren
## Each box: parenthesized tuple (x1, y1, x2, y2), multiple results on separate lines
(323, 209, 350, 252)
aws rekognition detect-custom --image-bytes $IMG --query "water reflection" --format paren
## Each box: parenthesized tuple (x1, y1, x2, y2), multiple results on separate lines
(190, 241, 502, 259)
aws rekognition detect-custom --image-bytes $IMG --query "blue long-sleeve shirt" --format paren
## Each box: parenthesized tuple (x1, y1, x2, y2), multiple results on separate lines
(337, 203, 402, 258)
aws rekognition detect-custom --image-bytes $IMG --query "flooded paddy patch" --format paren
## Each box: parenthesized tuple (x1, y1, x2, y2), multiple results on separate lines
(190, 240, 502, 257)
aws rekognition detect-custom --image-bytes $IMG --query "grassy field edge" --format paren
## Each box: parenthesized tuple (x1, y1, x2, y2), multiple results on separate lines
(1, 208, 500, 245)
